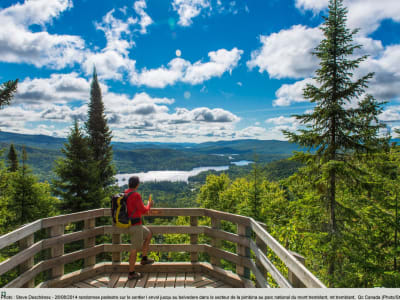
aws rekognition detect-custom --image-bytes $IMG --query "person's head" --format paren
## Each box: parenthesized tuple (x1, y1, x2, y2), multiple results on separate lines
(128, 176, 140, 189)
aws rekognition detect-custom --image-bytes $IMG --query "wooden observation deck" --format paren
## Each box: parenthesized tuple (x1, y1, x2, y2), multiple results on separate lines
(0, 208, 326, 288)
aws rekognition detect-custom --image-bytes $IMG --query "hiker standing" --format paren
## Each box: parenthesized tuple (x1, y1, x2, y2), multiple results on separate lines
(125, 176, 154, 279)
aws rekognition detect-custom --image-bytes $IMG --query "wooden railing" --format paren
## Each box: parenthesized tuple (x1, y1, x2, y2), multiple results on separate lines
(0, 208, 326, 288)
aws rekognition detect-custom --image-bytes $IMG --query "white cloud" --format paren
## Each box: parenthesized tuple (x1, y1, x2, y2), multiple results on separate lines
(14, 73, 95, 107)
(0, 0, 72, 27)
(266, 116, 297, 125)
(379, 106, 400, 122)
(247, 25, 322, 79)
(172, 0, 210, 27)
(295, 0, 328, 13)
(135, 48, 243, 87)
(135, 58, 190, 88)
(295, 0, 400, 35)
(133, 0, 153, 34)
(273, 78, 316, 106)
(0, 0, 86, 69)
(183, 48, 243, 84)
(82, 9, 137, 80)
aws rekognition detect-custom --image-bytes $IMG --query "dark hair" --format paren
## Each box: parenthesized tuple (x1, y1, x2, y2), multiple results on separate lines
(128, 176, 140, 189)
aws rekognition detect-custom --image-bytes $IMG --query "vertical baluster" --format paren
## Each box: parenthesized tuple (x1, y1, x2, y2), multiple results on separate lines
(236, 224, 251, 279)
(84, 218, 96, 267)
(190, 216, 198, 263)
(288, 251, 306, 288)
(50, 224, 64, 278)
(210, 217, 221, 266)
(19, 234, 35, 287)
(255, 235, 268, 287)
(112, 232, 121, 262)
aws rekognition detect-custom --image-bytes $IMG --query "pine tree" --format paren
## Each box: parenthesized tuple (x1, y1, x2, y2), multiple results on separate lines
(85, 68, 115, 190)
(7, 144, 18, 172)
(10, 146, 58, 227)
(0, 79, 18, 109)
(283, 0, 386, 285)
(53, 120, 103, 212)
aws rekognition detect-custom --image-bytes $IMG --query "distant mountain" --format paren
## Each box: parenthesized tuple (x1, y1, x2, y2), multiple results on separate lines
(0, 131, 66, 150)
(0, 131, 299, 154)
(0, 131, 300, 181)
(0, 131, 195, 150)
(189, 139, 300, 155)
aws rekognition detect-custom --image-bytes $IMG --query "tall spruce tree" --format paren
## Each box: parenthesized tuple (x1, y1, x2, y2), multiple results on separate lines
(53, 120, 102, 212)
(283, 0, 386, 285)
(85, 68, 115, 190)
(7, 144, 18, 172)
(0, 79, 18, 109)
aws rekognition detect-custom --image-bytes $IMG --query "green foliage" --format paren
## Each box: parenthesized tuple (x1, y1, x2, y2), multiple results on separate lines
(85, 68, 115, 190)
(283, 0, 387, 284)
(0, 147, 59, 232)
(53, 120, 105, 212)
(6, 144, 18, 172)
(0, 79, 18, 109)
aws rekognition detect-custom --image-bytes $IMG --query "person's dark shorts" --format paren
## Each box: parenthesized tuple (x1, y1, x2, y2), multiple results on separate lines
(129, 225, 150, 250)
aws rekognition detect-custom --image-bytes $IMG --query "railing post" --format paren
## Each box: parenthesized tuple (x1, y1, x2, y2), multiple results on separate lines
(112, 233, 121, 262)
(255, 236, 268, 287)
(210, 217, 221, 266)
(237, 224, 251, 279)
(19, 234, 35, 287)
(288, 251, 306, 288)
(190, 216, 198, 262)
(50, 224, 64, 278)
(84, 218, 96, 267)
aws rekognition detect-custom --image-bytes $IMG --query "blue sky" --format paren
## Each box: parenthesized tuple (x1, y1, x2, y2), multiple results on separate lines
(1, 0, 400, 142)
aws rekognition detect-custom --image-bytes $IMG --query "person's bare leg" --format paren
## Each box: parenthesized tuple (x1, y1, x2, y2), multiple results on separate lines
(142, 231, 152, 256)
(129, 249, 137, 272)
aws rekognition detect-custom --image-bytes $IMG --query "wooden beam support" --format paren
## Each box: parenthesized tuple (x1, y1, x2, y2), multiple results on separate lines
(210, 217, 221, 266)
(250, 219, 326, 288)
(112, 233, 121, 262)
(190, 216, 198, 262)
(18, 234, 35, 287)
(236, 224, 251, 279)
(288, 251, 306, 288)
(50, 224, 64, 278)
(84, 218, 96, 267)
(249, 240, 291, 288)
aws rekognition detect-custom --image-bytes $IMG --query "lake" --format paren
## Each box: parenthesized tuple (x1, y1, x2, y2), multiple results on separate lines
(115, 160, 252, 186)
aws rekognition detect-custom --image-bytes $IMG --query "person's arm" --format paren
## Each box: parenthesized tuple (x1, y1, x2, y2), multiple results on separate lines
(136, 194, 150, 214)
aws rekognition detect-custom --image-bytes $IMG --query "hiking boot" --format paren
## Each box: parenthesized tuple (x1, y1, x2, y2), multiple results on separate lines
(128, 271, 142, 280)
(140, 256, 154, 265)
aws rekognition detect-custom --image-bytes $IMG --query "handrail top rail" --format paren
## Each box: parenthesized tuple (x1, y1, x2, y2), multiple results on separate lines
(0, 207, 326, 288)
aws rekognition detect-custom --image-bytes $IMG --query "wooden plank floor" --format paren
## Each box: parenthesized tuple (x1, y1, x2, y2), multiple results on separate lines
(65, 272, 233, 288)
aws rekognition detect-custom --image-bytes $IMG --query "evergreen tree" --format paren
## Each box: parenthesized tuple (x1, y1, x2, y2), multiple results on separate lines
(85, 68, 115, 190)
(7, 144, 18, 172)
(9, 146, 58, 227)
(53, 120, 103, 212)
(248, 158, 263, 220)
(0, 79, 18, 109)
(283, 0, 386, 285)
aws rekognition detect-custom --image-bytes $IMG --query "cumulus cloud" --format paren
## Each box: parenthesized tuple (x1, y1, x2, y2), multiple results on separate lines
(295, 0, 400, 35)
(379, 106, 400, 122)
(14, 73, 94, 107)
(82, 9, 137, 80)
(133, 0, 153, 34)
(247, 25, 322, 79)
(172, 0, 211, 27)
(266, 116, 298, 125)
(0, 0, 85, 68)
(135, 48, 243, 87)
(273, 78, 316, 107)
